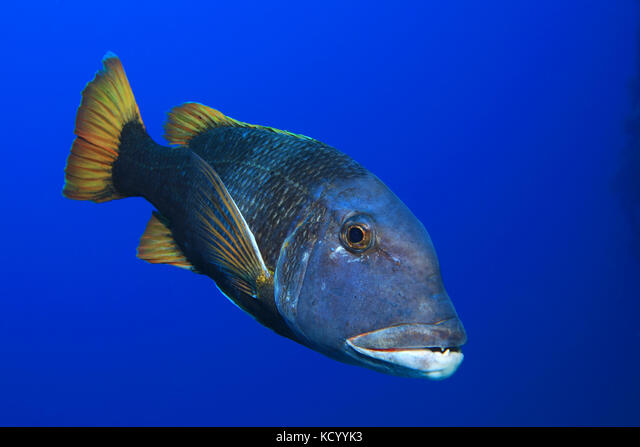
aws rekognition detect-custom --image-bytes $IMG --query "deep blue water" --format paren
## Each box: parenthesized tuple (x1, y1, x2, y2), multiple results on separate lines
(0, 1, 638, 426)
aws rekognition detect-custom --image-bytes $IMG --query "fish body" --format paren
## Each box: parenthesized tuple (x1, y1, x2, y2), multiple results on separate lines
(64, 54, 467, 379)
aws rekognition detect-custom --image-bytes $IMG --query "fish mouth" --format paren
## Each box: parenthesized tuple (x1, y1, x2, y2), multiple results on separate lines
(345, 320, 466, 380)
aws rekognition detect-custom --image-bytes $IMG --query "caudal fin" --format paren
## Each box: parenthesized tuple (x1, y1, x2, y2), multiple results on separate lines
(62, 52, 144, 203)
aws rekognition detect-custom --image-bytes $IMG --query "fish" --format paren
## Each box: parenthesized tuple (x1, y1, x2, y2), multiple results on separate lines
(63, 53, 467, 379)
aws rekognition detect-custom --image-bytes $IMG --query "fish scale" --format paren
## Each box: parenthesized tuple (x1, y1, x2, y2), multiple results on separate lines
(187, 127, 367, 268)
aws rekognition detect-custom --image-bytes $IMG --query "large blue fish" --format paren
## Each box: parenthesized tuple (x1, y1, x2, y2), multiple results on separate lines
(63, 53, 467, 379)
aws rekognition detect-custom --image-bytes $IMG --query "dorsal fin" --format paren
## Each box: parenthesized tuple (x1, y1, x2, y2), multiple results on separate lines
(137, 212, 193, 270)
(189, 152, 271, 297)
(163, 102, 314, 146)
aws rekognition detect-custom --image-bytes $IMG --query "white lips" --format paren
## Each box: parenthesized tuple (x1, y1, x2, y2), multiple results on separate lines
(346, 340, 464, 380)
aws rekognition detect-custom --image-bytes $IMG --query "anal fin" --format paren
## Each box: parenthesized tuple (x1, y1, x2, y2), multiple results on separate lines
(137, 212, 193, 270)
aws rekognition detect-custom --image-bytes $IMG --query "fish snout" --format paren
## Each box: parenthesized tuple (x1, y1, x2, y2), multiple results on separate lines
(345, 319, 467, 380)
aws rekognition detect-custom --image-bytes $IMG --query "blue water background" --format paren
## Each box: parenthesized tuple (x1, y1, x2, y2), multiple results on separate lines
(0, 1, 638, 426)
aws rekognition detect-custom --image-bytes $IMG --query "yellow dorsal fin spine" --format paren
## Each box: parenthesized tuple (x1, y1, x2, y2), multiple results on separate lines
(163, 102, 314, 147)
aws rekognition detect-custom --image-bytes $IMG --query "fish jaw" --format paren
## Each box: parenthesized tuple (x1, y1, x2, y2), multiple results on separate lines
(345, 342, 464, 379)
(345, 321, 466, 379)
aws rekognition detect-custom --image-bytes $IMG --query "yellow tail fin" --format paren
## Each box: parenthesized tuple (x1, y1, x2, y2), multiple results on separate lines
(62, 52, 144, 203)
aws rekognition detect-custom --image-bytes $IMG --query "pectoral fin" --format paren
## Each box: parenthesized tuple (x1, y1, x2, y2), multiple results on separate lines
(190, 153, 271, 298)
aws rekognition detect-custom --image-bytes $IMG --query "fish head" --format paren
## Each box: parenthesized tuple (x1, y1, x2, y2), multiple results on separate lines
(275, 174, 467, 379)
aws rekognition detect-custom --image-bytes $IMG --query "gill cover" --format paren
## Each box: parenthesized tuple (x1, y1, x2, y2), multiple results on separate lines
(274, 212, 327, 340)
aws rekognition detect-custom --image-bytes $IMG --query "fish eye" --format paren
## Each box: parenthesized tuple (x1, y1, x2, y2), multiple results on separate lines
(340, 213, 375, 253)
(348, 226, 364, 243)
